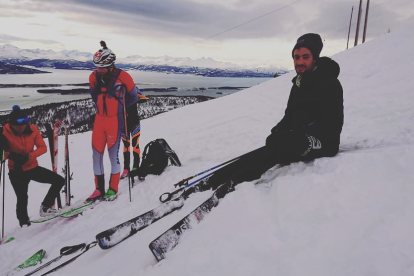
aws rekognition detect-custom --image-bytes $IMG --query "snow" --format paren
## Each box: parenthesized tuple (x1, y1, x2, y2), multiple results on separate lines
(1, 19, 414, 276)
(0, 44, 92, 61)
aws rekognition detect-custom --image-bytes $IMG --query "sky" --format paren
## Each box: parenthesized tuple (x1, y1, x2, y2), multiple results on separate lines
(0, 0, 413, 69)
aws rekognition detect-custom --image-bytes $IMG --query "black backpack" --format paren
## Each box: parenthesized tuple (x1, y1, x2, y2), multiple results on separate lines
(139, 139, 181, 177)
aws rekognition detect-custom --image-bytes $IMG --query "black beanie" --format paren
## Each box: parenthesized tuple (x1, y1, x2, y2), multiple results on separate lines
(292, 33, 323, 60)
(9, 105, 28, 125)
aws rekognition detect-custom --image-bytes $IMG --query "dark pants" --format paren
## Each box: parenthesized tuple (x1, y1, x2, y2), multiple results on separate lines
(122, 105, 141, 170)
(207, 130, 338, 190)
(9, 166, 65, 224)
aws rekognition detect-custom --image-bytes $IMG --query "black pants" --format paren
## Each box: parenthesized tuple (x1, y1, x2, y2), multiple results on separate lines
(9, 166, 65, 224)
(122, 105, 141, 170)
(207, 130, 338, 190)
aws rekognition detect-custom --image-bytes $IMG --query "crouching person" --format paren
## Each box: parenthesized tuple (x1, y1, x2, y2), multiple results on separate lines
(2, 105, 64, 227)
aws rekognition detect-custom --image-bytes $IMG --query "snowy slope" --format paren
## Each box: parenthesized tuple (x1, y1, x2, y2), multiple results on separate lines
(1, 20, 414, 276)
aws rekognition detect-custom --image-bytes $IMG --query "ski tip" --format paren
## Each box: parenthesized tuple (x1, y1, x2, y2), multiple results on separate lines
(0, 237, 15, 245)
(149, 245, 165, 262)
(96, 236, 111, 250)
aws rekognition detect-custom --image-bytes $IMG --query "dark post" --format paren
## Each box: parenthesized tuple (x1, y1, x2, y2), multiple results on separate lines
(354, 0, 363, 46)
(362, 0, 370, 43)
(347, 6, 354, 49)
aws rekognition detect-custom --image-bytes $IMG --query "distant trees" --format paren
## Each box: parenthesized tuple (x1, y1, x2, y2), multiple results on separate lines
(0, 95, 212, 137)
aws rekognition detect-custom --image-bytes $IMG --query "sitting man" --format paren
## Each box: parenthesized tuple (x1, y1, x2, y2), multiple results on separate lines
(187, 33, 344, 196)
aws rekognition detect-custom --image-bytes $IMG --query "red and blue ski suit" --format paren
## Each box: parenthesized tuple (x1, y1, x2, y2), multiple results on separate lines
(89, 68, 139, 193)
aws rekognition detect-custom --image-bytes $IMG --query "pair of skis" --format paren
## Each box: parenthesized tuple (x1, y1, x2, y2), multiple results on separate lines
(96, 149, 263, 258)
(95, 167, 242, 262)
(45, 120, 73, 208)
(30, 202, 97, 224)
(93, 179, 234, 260)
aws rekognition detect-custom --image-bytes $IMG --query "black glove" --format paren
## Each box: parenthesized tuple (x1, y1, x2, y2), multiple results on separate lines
(0, 127, 9, 153)
(8, 152, 30, 166)
(270, 125, 279, 134)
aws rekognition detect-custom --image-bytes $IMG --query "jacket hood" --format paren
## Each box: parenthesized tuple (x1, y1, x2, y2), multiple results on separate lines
(292, 56, 340, 86)
(315, 57, 340, 79)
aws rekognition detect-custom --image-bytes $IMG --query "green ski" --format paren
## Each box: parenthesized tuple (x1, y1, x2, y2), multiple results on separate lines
(7, 249, 46, 275)
(17, 249, 46, 269)
(59, 202, 95, 218)
(30, 202, 98, 223)
(0, 237, 15, 245)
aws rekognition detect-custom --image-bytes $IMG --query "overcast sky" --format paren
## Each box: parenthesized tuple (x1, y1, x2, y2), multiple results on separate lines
(1, 0, 413, 69)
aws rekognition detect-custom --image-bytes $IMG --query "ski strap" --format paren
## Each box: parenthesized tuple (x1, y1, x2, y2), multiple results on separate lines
(60, 243, 86, 256)
(40, 242, 97, 276)
(23, 243, 85, 276)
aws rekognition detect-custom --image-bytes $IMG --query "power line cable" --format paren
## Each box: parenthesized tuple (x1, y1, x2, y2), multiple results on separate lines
(174, 0, 306, 54)
(325, 0, 414, 38)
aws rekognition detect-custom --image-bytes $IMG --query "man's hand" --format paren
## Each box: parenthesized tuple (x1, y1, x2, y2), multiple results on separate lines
(8, 152, 30, 166)
(0, 127, 9, 153)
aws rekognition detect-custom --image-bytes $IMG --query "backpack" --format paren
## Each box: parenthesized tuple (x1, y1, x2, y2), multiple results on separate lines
(139, 139, 181, 177)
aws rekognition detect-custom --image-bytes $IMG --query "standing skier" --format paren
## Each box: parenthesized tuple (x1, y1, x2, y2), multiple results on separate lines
(87, 41, 139, 202)
(120, 93, 148, 180)
(192, 33, 344, 194)
(1, 105, 65, 227)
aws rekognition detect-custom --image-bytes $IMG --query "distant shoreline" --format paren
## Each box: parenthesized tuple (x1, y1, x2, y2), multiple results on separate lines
(28, 86, 249, 95)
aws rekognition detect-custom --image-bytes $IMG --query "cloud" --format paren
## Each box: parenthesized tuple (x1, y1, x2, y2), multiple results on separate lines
(15, 0, 315, 40)
(0, 33, 61, 45)
(5, 0, 413, 44)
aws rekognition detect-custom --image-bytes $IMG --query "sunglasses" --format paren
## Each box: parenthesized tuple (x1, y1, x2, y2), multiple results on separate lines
(16, 117, 29, 125)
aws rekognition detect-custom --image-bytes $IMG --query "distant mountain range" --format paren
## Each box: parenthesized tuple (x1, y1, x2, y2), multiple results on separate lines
(0, 44, 286, 77)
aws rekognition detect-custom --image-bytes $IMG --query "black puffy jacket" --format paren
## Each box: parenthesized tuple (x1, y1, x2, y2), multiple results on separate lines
(273, 57, 344, 152)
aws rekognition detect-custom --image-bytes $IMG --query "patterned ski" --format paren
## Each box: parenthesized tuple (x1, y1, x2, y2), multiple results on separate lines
(96, 196, 185, 249)
(149, 182, 232, 261)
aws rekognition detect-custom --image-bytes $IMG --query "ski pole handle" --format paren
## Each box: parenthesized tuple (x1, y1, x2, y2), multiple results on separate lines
(60, 243, 86, 255)
(159, 171, 215, 203)
(159, 187, 184, 203)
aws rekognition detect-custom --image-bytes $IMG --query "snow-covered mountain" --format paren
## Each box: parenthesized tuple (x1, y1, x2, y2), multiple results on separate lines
(0, 44, 285, 74)
(119, 55, 242, 70)
(1, 19, 414, 276)
(0, 44, 92, 61)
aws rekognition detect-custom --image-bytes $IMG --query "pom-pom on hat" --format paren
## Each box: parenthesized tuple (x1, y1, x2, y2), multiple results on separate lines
(9, 105, 28, 126)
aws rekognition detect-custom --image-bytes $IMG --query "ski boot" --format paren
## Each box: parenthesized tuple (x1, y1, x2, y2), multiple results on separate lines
(215, 180, 235, 199)
(120, 169, 129, 179)
(85, 189, 103, 203)
(19, 220, 31, 228)
(131, 167, 145, 181)
(85, 175, 105, 203)
(104, 188, 118, 201)
(39, 205, 59, 217)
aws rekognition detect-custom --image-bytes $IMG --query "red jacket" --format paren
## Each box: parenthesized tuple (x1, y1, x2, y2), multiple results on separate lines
(89, 68, 139, 117)
(3, 124, 47, 171)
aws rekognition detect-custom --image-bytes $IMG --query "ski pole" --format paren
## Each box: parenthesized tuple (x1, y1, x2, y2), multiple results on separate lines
(40, 241, 97, 276)
(173, 147, 265, 189)
(123, 92, 132, 203)
(1, 150, 4, 240)
(159, 146, 265, 203)
(24, 243, 85, 276)
(1, 150, 6, 240)
(159, 171, 215, 203)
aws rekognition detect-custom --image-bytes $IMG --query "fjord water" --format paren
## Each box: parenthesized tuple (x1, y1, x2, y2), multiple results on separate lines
(0, 69, 271, 110)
